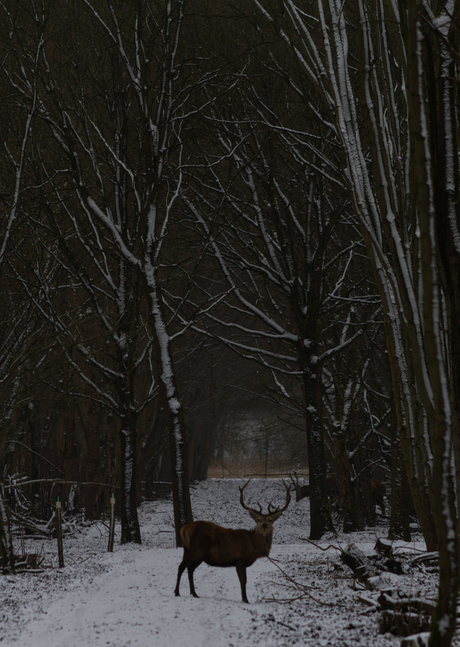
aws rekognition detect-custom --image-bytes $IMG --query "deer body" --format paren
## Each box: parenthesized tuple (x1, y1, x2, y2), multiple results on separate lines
(370, 479, 386, 515)
(174, 480, 290, 603)
(181, 521, 273, 567)
(291, 475, 339, 502)
(290, 471, 386, 515)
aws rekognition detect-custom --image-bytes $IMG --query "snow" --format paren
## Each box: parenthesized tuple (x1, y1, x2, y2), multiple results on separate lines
(1, 478, 459, 647)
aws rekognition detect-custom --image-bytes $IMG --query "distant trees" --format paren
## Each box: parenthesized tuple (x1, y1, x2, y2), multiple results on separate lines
(179, 19, 390, 538)
(0, 0, 50, 573)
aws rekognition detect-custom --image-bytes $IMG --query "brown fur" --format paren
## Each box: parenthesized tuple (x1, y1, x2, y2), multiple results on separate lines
(174, 480, 290, 603)
(291, 473, 386, 515)
(180, 521, 272, 568)
(370, 479, 386, 515)
(291, 475, 339, 502)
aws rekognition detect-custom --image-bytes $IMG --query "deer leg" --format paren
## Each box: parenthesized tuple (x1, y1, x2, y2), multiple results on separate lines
(187, 560, 202, 598)
(236, 563, 249, 603)
(174, 558, 189, 596)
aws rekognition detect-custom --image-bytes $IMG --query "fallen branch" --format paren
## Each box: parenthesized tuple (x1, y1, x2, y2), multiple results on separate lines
(340, 544, 380, 590)
(300, 538, 343, 552)
(8, 509, 52, 537)
(266, 557, 343, 606)
(377, 589, 435, 636)
(410, 552, 439, 568)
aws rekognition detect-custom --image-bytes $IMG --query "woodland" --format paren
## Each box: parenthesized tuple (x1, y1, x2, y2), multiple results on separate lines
(0, 1, 459, 646)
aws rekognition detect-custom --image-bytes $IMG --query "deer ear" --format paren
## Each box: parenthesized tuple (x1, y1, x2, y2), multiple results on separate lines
(248, 509, 262, 522)
(266, 509, 283, 522)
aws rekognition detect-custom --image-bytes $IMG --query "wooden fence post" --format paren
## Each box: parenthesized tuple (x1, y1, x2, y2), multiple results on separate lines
(108, 493, 115, 552)
(55, 495, 64, 568)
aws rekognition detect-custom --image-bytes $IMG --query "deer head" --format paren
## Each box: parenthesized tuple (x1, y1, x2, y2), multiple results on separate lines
(239, 478, 291, 535)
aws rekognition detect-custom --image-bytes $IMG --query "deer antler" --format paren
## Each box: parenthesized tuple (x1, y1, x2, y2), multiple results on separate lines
(289, 470, 299, 488)
(268, 479, 291, 516)
(239, 479, 263, 515)
(240, 479, 291, 518)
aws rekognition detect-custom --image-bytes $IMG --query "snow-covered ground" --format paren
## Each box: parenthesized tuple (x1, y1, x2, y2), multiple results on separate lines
(0, 478, 457, 647)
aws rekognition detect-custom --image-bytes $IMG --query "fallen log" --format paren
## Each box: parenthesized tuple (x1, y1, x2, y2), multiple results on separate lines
(377, 589, 435, 636)
(340, 543, 403, 589)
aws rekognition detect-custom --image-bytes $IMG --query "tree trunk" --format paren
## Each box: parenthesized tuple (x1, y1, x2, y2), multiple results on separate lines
(333, 433, 363, 532)
(0, 487, 15, 574)
(427, 7, 460, 541)
(120, 415, 141, 545)
(148, 275, 193, 546)
(388, 420, 412, 542)
(383, 310, 438, 550)
(303, 364, 335, 539)
(406, 6, 460, 644)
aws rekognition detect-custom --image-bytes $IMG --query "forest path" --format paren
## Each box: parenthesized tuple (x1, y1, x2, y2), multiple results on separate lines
(11, 544, 278, 647)
(1, 479, 436, 647)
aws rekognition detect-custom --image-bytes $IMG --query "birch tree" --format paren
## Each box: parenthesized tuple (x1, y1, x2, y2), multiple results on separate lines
(322, 319, 397, 532)
(252, 1, 460, 644)
(18, 210, 156, 543)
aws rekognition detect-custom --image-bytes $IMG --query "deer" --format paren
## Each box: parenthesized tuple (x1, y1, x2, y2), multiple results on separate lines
(290, 471, 387, 516)
(289, 470, 339, 504)
(370, 479, 386, 515)
(174, 479, 291, 603)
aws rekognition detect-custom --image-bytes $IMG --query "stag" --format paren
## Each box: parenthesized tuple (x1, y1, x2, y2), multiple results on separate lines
(174, 480, 291, 603)
(290, 471, 387, 515)
(370, 479, 386, 515)
(289, 470, 339, 504)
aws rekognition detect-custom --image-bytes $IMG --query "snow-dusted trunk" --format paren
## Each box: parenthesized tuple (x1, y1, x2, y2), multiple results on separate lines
(0, 487, 15, 574)
(407, 8, 460, 645)
(333, 433, 363, 533)
(116, 262, 142, 545)
(299, 345, 335, 539)
(70, 0, 193, 546)
(146, 266, 193, 545)
(388, 406, 411, 542)
(382, 308, 438, 549)
(119, 406, 141, 545)
(425, 6, 460, 539)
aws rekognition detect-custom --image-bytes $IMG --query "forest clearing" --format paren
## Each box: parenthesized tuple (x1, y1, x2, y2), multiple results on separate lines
(0, 479, 454, 647)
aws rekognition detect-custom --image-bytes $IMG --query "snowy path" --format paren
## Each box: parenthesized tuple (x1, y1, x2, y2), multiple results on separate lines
(1, 479, 454, 647)
(7, 545, 277, 647)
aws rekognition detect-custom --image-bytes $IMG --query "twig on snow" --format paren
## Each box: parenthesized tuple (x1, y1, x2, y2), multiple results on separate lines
(266, 556, 345, 606)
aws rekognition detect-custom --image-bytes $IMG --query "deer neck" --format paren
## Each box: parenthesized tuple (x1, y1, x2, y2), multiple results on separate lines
(252, 528, 273, 556)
